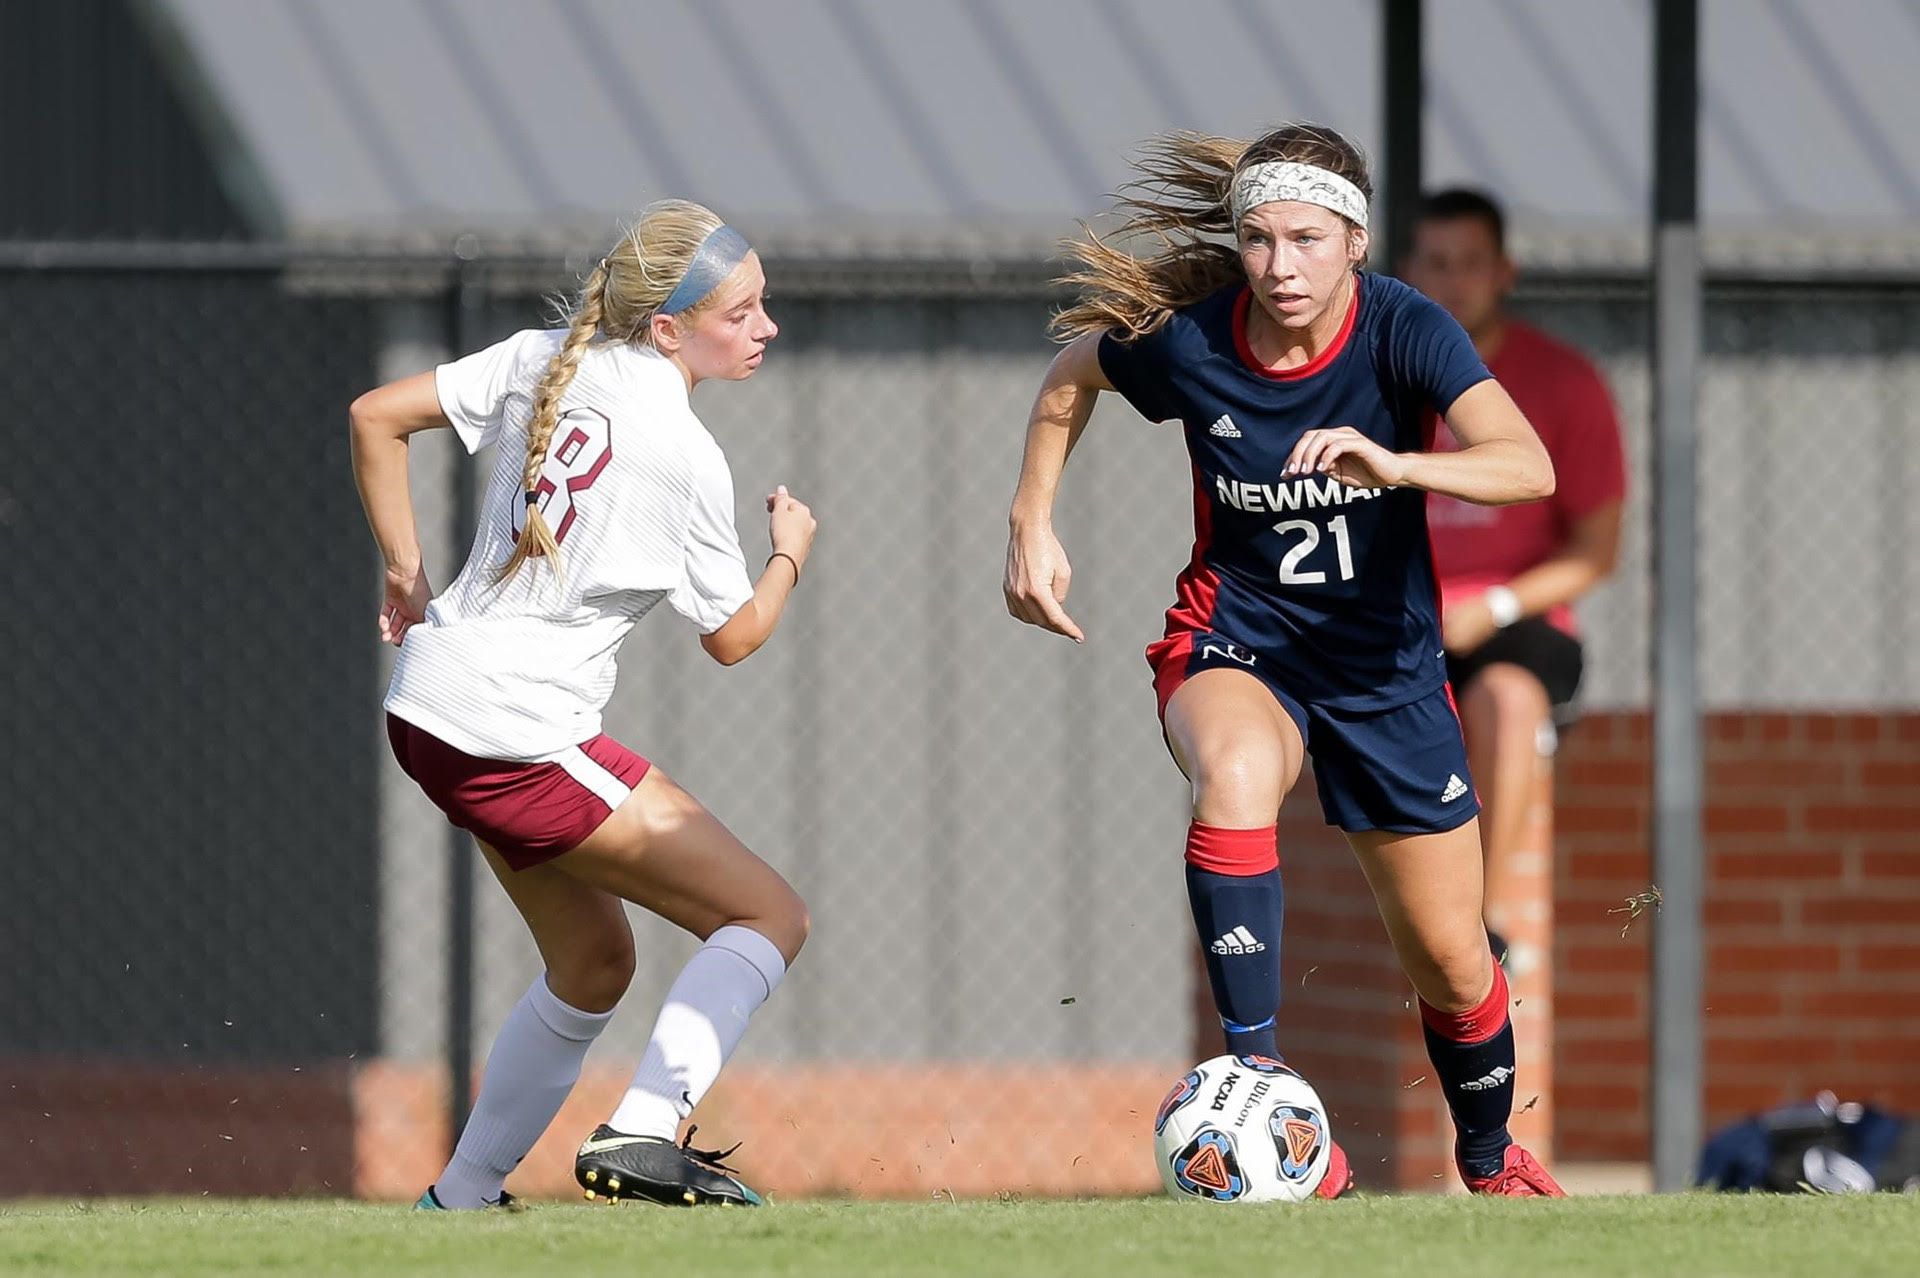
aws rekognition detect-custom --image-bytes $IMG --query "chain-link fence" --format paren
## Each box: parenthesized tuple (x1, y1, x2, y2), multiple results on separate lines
(1517, 278, 1920, 711)
(4, 250, 1917, 1199)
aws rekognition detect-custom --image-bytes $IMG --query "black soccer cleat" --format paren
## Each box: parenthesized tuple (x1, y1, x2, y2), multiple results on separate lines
(574, 1124, 764, 1206)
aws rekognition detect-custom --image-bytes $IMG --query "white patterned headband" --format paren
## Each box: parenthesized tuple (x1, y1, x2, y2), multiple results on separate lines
(1230, 161, 1370, 230)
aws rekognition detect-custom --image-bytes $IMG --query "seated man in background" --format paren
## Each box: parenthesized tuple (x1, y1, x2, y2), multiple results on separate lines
(1405, 188, 1627, 961)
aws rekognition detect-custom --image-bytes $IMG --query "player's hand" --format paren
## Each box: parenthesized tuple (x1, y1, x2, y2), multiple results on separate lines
(767, 485, 816, 571)
(380, 564, 431, 646)
(1285, 426, 1408, 490)
(1442, 596, 1498, 654)
(1004, 521, 1085, 643)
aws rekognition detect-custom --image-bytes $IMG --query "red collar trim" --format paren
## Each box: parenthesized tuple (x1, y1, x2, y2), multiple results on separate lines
(1232, 276, 1362, 381)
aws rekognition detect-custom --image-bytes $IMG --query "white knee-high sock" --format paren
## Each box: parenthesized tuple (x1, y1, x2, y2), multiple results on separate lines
(433, 975, 612, 1208)
(608, 925, 787, 1139)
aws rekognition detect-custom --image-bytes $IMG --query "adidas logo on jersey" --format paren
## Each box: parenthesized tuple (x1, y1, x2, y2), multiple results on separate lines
(1208, 414, 1243, 439)
(1210, 925, 1265, 955)
(1441, 774, 1470, 803)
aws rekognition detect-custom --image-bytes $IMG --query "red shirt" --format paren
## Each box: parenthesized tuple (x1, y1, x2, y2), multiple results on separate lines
(1427, 320, 1625, 636)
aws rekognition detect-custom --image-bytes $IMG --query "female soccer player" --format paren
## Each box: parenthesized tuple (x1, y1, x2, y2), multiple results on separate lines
(352, 200, 811, 1209)
(1004, 125, 1563, 1196)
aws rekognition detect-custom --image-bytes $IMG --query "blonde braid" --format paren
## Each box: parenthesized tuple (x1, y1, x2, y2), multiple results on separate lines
(487, 199, 735, 584)
(491, 261, 609, 585)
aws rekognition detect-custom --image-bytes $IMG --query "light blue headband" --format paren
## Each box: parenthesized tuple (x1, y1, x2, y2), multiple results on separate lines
(658, 224, 753, 315)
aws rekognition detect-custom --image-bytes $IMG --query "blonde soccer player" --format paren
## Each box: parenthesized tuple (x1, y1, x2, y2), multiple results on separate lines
(1004, 124, 1564, 1196)
(353, 201, 811, 1209)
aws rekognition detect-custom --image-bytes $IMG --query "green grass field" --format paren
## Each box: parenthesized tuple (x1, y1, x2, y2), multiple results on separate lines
(5, 1195, 1918, 1278)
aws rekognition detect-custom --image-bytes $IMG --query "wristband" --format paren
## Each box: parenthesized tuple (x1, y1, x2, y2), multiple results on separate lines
(1483, 584, 1522, 629)
(768, 551, 801, 585)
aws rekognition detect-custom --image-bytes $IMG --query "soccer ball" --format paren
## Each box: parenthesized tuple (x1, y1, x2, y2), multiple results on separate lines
(1152, 1054, 1332, 1202)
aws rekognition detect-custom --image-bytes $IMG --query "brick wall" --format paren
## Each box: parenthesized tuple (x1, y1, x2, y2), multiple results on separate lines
(1556, 711, 1920, 1161)
(0, 1060, 357, 1195)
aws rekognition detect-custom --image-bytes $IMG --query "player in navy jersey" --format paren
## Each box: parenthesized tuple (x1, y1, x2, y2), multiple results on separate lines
(1004, 124, 1563, 1196)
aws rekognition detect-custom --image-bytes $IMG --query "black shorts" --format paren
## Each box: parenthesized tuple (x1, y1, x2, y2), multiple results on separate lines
(1445, 617, 1585, 710)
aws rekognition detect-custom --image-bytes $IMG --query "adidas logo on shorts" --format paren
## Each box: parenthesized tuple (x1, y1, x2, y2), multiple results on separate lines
(1210, 925, 1265, 955)
(1461, 1065, 1514, 1092)
(1441, 774, 1470, 803)
(1208, 414, 1242, 439)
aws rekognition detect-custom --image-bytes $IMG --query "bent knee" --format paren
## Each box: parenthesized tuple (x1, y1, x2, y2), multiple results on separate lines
(548, 925, 637, 1013)
(725, 879, 810, 968)
(1463, 664, 1549, 738)
(766, 891, 810, 966)
(1475, 663, 1550, 718)
(787, 903, 812, 960)
(1186, 737, 1288, 823)
(1405, 940, 1495, 1013)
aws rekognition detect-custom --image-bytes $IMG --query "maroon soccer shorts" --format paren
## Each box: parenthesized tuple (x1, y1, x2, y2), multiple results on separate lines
(386, 713, 651, 870)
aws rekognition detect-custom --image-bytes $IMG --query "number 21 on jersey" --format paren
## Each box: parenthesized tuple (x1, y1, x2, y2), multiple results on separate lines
(514, 407, 613, 545)
(1274, 515, 1354, 585)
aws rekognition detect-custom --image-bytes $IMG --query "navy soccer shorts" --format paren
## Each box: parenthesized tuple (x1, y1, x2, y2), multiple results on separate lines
(1150, 630, 1481, 835)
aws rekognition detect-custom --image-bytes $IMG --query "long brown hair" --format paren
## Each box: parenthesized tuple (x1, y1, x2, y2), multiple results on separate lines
(1050, 123, 1372, 343)
(494, 199, 730, 585)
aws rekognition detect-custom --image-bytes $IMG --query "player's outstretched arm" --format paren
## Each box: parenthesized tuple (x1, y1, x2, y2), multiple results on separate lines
(1404, 379, 1555, 506)
(1004, 333, 1112, 643)
(349, 371, 451, 644)
(701, 485, 816, 666)
(1287, 381, 1553, 508)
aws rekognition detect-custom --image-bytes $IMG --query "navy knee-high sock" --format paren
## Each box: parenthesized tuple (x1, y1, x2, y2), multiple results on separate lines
(1419, 962, 1517, 1178)
(1185, 823, 1283, 1060)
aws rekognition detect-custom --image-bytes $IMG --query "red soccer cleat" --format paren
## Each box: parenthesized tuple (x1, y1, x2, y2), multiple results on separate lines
(1459, 1144, 1565, 1197)
(1314, 1139, 1355, 1199)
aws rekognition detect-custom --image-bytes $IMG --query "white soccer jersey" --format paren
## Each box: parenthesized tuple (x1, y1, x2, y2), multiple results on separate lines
(384, 329, 755, 761)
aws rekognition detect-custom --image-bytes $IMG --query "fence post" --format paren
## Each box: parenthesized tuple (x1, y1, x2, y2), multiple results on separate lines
(443, 246, 484, 1152)
(1380, 0, 1425, 273)
(1650, 0, 1704, 1193)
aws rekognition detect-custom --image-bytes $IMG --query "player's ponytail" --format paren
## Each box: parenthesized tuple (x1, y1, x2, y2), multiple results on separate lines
(493, 199, 730, 586)
(1051, 123, 1372, 343)
(492, 261, 608, 586)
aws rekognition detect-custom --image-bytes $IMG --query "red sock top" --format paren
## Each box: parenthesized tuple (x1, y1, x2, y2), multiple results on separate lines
(1418, 960, 1510, 1045)
(1184, 822, 1279, 876)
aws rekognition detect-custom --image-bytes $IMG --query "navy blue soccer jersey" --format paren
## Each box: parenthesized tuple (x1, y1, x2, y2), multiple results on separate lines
(1101, 274, 1492, 711)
